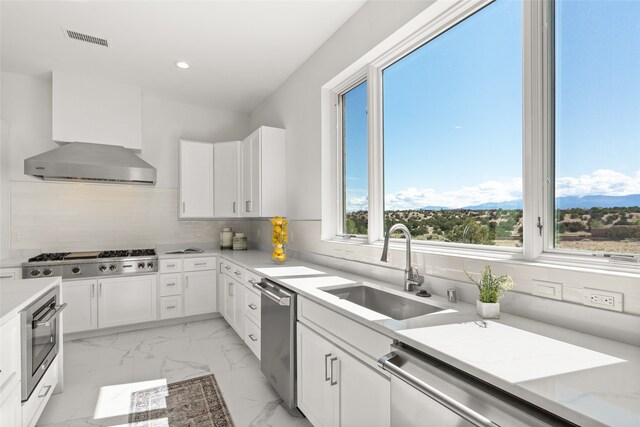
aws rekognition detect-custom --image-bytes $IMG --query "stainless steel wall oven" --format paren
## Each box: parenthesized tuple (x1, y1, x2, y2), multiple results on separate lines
(20, 285, 66, 401)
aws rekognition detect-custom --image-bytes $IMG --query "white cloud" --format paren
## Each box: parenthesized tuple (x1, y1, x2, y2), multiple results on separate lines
(378, 169, 640, 210)
(556, 169, 640, 197)
(384, 178, 522, 210)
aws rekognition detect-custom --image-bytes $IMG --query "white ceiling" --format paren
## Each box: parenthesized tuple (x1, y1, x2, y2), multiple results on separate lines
(1, 0, 366, 113)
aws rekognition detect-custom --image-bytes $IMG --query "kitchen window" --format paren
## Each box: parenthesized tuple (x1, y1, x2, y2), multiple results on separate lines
(382, 0, 522, 249)
(549, 0, 640, 257)
(325, 0, 640, 269)
(341, 80, 369, 237)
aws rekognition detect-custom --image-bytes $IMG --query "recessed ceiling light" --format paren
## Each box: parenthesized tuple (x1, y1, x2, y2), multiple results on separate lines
(174, 61, 190, 69)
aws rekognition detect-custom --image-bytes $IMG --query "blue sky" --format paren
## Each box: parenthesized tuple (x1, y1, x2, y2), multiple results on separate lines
(344, 0, 640, 212)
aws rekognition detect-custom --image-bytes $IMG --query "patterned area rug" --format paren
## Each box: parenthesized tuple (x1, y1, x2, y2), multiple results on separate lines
(129, 374, 234, 426)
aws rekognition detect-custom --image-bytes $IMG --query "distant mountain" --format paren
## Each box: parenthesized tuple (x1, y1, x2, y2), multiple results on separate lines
(555, 194, 640, 209)
(417, 194, 640, 211)
(461, 200, 523, 210)
(420, 205, 450, 211)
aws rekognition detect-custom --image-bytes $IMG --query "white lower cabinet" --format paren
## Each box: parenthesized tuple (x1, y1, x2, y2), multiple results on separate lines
(98, 275, 157, 328)
(62, 279, 98, 333)
(22, 356, 59, 427)
(0, 376, 21, 427)
(221, 274, 244, 336)
(297, 322, 390, 427)
(184, 270, 217, 316)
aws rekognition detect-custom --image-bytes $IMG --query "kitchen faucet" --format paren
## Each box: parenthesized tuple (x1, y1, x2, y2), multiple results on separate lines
(381, 223, 424, 292)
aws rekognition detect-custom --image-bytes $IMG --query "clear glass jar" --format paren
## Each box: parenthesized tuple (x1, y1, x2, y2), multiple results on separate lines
(220, 227, 234, 250)
(233, 233, 247, 251)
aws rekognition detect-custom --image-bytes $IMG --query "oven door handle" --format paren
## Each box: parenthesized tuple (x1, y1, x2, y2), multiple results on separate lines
(33, 303, 68, 329)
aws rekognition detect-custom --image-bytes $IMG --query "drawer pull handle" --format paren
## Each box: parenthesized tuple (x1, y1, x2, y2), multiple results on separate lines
(234, 271, 242, 276)
(324, 354, 331, 381)
(248, 303, 257, 310)
(166, 305, 176, 309)
(225, 266, 232, 270)
(248, 334, 258, 342)
(166, 282, 176, 286)
(194, 262, 207, 266)
(167, 264, 175, 268)
(38, 384, 52, 398)
(330, 357, 338, 386)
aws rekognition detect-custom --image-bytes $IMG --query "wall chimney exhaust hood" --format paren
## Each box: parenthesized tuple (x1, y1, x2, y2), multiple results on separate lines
(24, 142, 156, 185)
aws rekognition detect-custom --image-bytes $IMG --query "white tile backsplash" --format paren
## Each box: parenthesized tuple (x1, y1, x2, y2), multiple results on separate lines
(10, 181, 252, 252)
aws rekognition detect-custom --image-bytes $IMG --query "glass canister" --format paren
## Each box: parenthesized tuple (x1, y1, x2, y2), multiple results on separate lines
(233, 233, 248, 251)
(220, 227, 234, 250)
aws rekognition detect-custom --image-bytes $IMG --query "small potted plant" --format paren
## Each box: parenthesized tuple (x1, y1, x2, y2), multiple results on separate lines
(465, 265, 513, 319)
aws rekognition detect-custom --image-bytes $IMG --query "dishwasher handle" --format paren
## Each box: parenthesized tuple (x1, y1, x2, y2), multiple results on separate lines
(253, 282, 291, 306)
(378, 352, 499, 427)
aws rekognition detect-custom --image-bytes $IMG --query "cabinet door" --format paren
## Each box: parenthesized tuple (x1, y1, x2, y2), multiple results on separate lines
(184, 270, 217, 316)
(0, 377, 21, 427)
(297, 323, 335, 427)
(222, 275, 235, 325)
(334, 347, 390, 427)
(180, 140, 214, 218)
(98, 275, 157, 328)
(232, 278, 245, 336)
(213, 141, 240, 217)
(240, 130, 260, 217)
(62, 279, 98, 333)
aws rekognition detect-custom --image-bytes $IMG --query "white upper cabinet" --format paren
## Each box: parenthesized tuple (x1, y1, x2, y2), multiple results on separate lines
(240, 126, 286, 218)
(52, 72, 142, 150)
(213, 141, 240, 217)
(180, 140, 214, 218)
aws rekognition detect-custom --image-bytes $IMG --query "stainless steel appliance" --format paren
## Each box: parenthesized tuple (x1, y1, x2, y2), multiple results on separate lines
(24, 142, 157, 185)
(21, 285, 66, 401)
(253, 278, 298, 412)
(22, 249, 157, 280)
(379, 343, 572, 426)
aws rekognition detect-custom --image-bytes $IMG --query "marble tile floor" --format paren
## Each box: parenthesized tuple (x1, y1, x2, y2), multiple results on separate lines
(38, 318, 313, 427)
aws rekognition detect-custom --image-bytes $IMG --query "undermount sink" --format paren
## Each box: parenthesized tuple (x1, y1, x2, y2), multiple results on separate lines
(322, 285, 444, 320)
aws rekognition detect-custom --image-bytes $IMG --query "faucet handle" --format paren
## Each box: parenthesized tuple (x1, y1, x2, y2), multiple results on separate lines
(408, 267, 423, 286)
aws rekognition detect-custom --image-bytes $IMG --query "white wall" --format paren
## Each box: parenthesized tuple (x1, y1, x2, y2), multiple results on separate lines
(249, 0, 434, 220)
(1, 71, 250, 254)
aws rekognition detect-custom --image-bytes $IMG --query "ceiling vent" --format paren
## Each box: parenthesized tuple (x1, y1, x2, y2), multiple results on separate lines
(65, 29, 109, 47)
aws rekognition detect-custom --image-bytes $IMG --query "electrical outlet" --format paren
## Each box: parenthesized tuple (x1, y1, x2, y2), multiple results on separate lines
(584, 288, 623, 312)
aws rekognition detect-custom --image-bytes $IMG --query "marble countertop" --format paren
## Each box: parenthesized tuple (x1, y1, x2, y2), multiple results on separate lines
(218, 250, 640, 427)
(0, 276, 62, 326)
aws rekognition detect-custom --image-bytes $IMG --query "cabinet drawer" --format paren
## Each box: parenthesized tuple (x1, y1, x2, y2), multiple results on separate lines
(159, 258, 182, 273)
(160, 296, 183, 319)
(244, 270, 262, 288)
(159, 273, 183, 296)
(184, 256, 216, 272)
(244, 287, 261, 326)
(0, 267, 21, 280)
(244, 316, 261, 359)
(22, 356, 59, 427)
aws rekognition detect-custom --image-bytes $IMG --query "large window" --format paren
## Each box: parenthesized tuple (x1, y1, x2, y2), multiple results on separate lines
(329, 0, 640, 265)
(382, 0, 522, 248)
(342, 81, 368, 236)
(552, 0, 640, 255)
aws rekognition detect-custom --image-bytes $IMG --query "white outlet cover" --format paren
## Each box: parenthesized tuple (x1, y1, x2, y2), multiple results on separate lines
(532, 279, 563, 300)
(583, 288, 623, 312)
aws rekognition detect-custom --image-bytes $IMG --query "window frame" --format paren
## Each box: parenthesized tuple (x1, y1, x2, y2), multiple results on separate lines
(321, 0, 640, 273)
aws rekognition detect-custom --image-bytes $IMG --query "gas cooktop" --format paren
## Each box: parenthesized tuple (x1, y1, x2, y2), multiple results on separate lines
(23, 249, 158, 279)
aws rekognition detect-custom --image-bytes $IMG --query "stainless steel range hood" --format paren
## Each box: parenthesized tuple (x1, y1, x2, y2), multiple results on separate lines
(24, 142, 156, 185)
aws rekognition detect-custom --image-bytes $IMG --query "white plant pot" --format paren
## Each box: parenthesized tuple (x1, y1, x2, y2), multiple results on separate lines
(477, 300, 500, 319)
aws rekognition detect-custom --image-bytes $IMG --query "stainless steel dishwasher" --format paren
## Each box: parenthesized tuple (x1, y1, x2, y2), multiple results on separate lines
(379, 343, 575, 427)
(252, 278, 298, 412)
